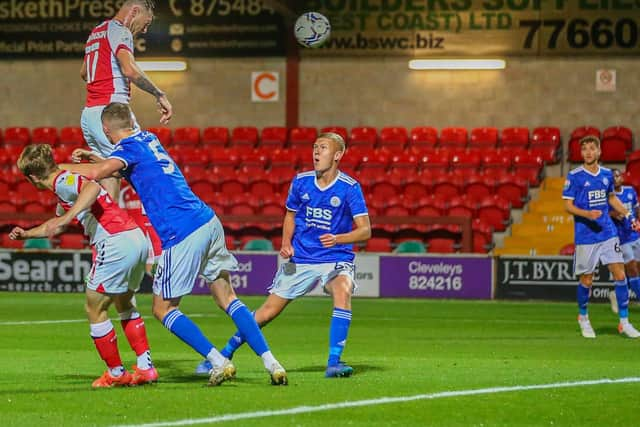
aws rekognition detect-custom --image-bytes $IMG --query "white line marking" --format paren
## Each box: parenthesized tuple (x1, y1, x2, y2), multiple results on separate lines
(113, 377, 640, 427)
(0, 313, 213, 326)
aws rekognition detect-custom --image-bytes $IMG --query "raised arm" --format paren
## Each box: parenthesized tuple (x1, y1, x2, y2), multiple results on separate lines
(58, 158, 124, 181)
(117, 49, 172, 124)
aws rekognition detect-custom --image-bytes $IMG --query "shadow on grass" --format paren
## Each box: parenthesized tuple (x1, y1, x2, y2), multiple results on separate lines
(289, 363, 386, 374)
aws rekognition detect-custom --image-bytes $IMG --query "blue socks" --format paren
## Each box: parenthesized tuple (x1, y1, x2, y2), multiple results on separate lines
(226, 300, 269, 356)
(577, 284, 590, 316)
(615, 280, 630, 319)
(628, 277, 640, 300)
(162, 309, 214, 358)
(328, 307, 352, 367)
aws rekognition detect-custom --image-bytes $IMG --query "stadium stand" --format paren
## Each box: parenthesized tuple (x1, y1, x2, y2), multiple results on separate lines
(0, 124, 570, 253)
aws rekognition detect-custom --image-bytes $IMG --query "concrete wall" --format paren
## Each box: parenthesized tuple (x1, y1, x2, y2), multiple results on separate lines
(0, 56, 636, 145)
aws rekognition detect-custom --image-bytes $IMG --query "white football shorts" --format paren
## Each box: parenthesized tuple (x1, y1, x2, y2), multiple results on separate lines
(81, 105, 139, 157)
(621, 238, 640, 264)
(85, 228, 148, 294)
(153, 216, 238, 299)
(268, 261, 357, 300)
(574, 236, 624, 275)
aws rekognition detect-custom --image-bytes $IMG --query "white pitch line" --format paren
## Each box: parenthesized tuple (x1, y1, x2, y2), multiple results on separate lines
(0, 313, 213, 326)
(113, 376, 640, 427)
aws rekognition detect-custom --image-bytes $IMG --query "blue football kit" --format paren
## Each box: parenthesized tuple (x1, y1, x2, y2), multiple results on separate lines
(285, 170, 368, 264)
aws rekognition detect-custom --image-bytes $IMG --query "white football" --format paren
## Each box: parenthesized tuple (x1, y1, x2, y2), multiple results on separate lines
(294, 12, 331, 48)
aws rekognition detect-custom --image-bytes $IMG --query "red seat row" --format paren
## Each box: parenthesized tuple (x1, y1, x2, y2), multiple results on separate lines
(0, 125, 566, 150)
(567, 125, 633, 163)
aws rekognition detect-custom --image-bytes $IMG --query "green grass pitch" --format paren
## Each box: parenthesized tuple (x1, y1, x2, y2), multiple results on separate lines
(1, 292, 639, 427)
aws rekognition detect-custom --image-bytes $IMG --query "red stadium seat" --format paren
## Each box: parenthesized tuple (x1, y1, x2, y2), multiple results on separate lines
(210, 148, 240, 173)
(403, 182, 430, 201)
(465, 176, 494, 203)
(320, 126, 348, 141)
(231, 126, 258, 148)
(289, 127, 318, 148)
(477, 195, 510, 232)
(248, 178, 274, 195)
(531, 127, 561, 148)
(426, 237, 456, 253)
(349, 126, 378, 148)
(451, 150, 481, 171)
(384, 205, 411, 217)
(240, 149, 269, 172)
(219, 176, 247, 195)
(379, 127, 408, 150)
(481, 151, 511, 171)
(260, 126, 287, 148)
(58, 234, 87, 249)
(4, 127, 30, 146)
(603, 126, 632, 151)
(0, 234, 23, 249)
(21, 201, 48, 214)
(262, 202, 284, 216)
(370, 181, 399, 201)
(191, 181, 215, 200)
(496, 176, 528, 208)
(470, 127, 498, 148)
(567, 138, 583, 163)
(179, 147, 208, 166)
(229, 203, 255, 215)
(364, 237, 392, 252)
(202, 127, 229, 147)
(559, 243, 575, 256)
(513, 152, 544, 186)
(225, 235, 237, 250)
(432, 175, 463, 199)
(409, 126, 438, 149)
(600, 137, 627, 162)
(500, 127, 529, 148)
(530, 146, 559, 164)
(420, 150, 450, 172)
(571, 126, 600, 140)
(439, 127, 468, 148)
(173, 127, 200, 145)
(32, 127, 58, 145)
(360, 150, 390, 172)
(146, 127, 171, 146)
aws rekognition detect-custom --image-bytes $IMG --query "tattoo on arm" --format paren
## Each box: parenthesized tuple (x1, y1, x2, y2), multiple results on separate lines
(131, 71, 164, 98)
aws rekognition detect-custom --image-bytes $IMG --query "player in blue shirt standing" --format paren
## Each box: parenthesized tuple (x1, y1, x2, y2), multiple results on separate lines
(51, 102, 287, 386)
(198, 132, 371, 378)
(562, 136, 640, 338)
(608, 168, 640, 313)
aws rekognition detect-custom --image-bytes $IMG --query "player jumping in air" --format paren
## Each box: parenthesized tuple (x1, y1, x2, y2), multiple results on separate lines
(608, 168, 640, 313)
(81, 0, 172, 200)
(197, 132, 371, 378)
(10, 144, 157, 388)
(562, 136, 640, 338)
(53, 102, 287, 386)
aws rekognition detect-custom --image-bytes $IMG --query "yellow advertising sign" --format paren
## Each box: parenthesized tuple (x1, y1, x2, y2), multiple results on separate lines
(300, 0, 640, 55)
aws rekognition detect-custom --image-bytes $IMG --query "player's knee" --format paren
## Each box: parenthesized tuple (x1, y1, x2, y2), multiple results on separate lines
(580, 275, 593, 287)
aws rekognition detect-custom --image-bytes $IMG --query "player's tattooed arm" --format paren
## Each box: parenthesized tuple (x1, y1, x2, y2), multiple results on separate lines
(117, 49, 173, 124)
